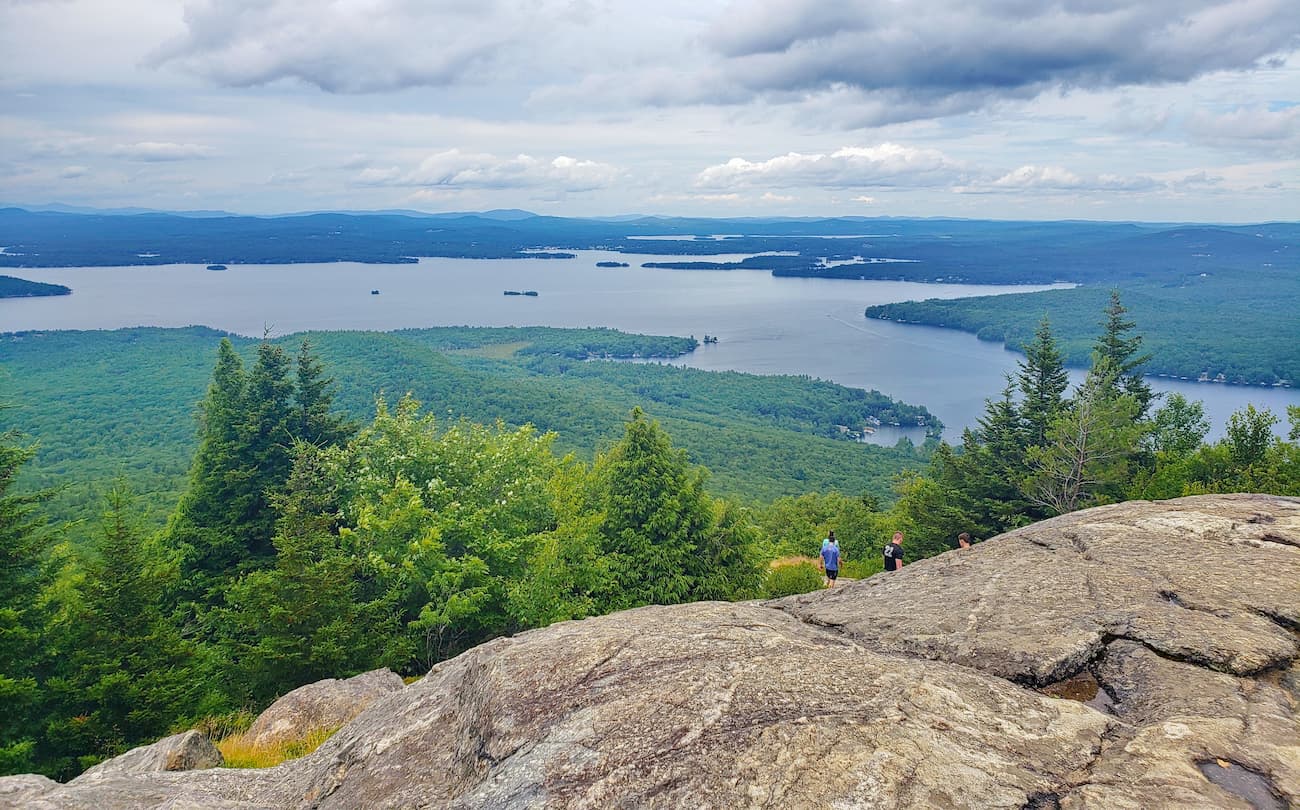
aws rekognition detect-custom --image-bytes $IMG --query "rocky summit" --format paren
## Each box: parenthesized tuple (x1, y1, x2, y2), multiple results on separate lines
(3, 493, 1297, 809)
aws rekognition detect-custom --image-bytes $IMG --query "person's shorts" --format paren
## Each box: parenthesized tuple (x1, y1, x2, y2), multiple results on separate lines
(826, 568, 839, 580)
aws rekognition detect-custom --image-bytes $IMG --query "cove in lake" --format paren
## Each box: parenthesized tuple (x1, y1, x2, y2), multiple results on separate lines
(2, 250, 1295, 444)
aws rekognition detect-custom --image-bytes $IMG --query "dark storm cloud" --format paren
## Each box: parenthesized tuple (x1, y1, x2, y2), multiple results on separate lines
(701, 0, 1300, 120)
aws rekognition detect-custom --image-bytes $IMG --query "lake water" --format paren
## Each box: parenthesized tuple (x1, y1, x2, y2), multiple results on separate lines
(2, 250, 1296, 443)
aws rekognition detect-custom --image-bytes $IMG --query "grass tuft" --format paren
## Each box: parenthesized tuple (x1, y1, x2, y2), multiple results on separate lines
(189, 710, 256, 742)
(216, 725, 340, 769)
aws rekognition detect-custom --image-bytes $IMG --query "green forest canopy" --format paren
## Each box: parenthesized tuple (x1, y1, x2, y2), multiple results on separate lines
(866, 269, 1300, 385)
(0, 326, 935, 539)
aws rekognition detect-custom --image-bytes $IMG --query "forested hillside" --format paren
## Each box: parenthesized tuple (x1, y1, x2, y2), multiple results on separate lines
(2, 299, 1298, 781)
(2, 209, 1292, 283)
(0, 326, 934, 538)
(867, 268, 1300, 385)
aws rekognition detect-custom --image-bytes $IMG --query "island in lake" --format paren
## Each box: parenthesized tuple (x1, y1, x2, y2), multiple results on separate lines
(504, 290, 539, 296)
(596, 261, 630, 267)
(206, 264, 228, 271)
(0, 275, 71, 298)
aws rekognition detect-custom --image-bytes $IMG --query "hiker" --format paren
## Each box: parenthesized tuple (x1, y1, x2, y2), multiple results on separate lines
(819, 533, 841, 587)
(883, 531, 905, 571)
(956, 532, 972, 549)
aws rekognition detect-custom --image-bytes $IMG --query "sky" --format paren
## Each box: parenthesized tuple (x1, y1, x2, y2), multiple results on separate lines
(2, 0, 1299, 222)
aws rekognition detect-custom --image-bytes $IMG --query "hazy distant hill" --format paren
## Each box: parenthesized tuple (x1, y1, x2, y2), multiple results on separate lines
(4, 208, 1288, 284)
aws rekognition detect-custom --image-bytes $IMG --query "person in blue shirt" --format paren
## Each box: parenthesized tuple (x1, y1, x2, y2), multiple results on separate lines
(819, 532, 841, 588)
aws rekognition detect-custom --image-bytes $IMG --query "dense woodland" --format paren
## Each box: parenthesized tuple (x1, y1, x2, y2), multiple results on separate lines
(0, 326, 934, 539)
(867, 270, 1300, 385)
(0, 275, 69, 298)
(2, 297, 1299, 780)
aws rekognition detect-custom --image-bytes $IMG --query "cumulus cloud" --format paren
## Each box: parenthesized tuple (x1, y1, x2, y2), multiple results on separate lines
(150, 0, 577, 93)
(693, 0, 1300, 123)
(110, 141, 215, 161)
(356, 149, 619, 192)
(695, 144, 967, 189)
(693, 145, 1173, 197)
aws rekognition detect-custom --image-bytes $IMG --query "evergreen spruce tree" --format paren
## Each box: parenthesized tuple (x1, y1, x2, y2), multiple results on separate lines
(164, 338, 249, 599)
(597, 409, 714, 609)
(690, 501, 763, 602)
(977, 383, 1026, 473)
(293, 338, 354, 448)
(0, 427, 50, 775)
(1094, 290, 1154, 417)
(43, 483, 202, 780)
(217, 446, 387, 704)
(975, 382, 1046, 523)
(1017, 316, 1069, 449)
(234, 341, 296, 559)
(165, 339, 303, 604)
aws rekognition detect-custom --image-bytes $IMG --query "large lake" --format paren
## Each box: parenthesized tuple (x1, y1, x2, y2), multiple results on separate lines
(3, 250, 1296, 443)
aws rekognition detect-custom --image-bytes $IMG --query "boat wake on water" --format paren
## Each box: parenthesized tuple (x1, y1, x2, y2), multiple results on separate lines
(825, 314, 884, 336)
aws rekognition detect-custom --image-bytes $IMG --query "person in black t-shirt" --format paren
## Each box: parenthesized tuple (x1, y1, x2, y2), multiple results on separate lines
(883, 531, 905, 571)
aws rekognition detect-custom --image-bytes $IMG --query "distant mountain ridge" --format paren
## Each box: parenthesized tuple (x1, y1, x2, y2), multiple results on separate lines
(1, 204, 1293, 281)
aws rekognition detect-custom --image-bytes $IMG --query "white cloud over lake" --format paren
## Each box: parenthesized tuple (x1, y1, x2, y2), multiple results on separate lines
(1, 0, 1297, 220)
(695, 145, 968, 189)
(356, 150, 621, 192)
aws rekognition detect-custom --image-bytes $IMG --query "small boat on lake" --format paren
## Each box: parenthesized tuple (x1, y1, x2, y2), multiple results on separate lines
(371, 289, 380, 295)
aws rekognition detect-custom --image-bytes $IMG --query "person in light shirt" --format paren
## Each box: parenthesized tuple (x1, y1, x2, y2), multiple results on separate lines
(819, 532, 841, 588)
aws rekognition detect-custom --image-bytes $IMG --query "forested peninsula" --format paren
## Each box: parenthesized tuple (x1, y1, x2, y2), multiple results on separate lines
(0, 274, 70, 298)
(866, 272, 1300, 386)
